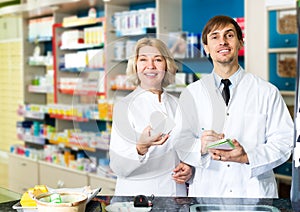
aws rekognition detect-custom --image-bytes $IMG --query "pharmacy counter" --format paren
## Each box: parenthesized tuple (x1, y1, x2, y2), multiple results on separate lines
(1, 195, 295, 212)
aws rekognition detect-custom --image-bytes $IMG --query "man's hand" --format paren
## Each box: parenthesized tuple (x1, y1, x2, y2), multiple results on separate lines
(172, 162, 193, 184)
(208, 139, 249, 164)
(201, 130, 224, 155)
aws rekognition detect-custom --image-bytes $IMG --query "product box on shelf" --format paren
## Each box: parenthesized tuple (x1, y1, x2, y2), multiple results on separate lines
(269, 52, 296, 91)
(269, 8, 297, 48)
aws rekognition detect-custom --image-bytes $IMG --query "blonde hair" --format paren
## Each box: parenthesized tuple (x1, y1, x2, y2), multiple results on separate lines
(126, 37, 178, 87)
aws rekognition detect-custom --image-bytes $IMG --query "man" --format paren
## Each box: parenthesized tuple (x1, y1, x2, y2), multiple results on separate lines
(177, 15, 294, 198)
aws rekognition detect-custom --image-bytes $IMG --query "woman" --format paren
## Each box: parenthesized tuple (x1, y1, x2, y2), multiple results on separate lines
(109, 37, 192, 197)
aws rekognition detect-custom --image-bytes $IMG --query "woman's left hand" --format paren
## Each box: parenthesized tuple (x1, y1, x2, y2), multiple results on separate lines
(172, 162, 193, 184)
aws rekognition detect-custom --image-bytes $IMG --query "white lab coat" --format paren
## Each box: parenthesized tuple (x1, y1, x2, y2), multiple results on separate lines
(178, 68, 294, 198)
(109, 86, 188, 196)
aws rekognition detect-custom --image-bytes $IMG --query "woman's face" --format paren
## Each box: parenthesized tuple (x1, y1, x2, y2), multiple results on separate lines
(136, 45, 166, 90)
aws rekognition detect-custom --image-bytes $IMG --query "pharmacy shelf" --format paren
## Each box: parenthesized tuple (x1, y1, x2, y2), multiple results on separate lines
(49, 114, 89, 122)
(49, 140, 96, 152)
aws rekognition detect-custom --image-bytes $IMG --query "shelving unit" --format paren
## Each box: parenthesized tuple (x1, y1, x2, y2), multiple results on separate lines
(266, 4, 297, 106)
(23, 15, 54, 104)
(105, 0, 182, 100)
(52, 16, 106, 103)
(50, 11, 112, 187)
(17, 12, 56, 153)
(265, 2, 296, 196)
(7, 0, 184, 195)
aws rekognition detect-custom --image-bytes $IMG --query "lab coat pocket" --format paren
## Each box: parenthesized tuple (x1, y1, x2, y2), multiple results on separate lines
(242, 114, 267, 149)
(247, 174, 278, 198)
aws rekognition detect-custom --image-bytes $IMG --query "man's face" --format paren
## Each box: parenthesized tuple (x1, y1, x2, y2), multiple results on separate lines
(204, 23, 243, 65)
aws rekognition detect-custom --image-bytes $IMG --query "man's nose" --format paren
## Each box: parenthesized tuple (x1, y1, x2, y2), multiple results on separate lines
(219, 36, 228, 45)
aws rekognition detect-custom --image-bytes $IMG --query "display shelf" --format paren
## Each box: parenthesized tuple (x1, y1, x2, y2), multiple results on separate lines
(60, 67, 104, 72)
(268, 48, 297, 53)
(28, 55, 52, 66)
(49, 139, 96, 152)
(106, 0, 181, 101)
(110, 86, 135, 91)
(62, 16, 105, 28)
(268, 51, 296, 91)
(268, 5, 297, 48)
(52, 16, 106, 103)
(60, 43, 104, 50)
(28, 36, 52, 43)
(115, 27, 156, 37)
(267, 4, 297, 92)
(58, 88, 105, 96)
(9, 0, 182, 195)
(266, 4, 295, 11)
(18, 133, 46, 145)
(89, 111, 112, 122)
(49, 114, 89, 122)
(281, 91, 295, 96)
(23, 111, 45, 120)
(28, 85, 53, 93)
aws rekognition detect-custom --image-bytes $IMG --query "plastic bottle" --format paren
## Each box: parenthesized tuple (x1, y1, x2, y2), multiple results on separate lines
(98, 96, 108, 120)
(88, 7, 97, 19)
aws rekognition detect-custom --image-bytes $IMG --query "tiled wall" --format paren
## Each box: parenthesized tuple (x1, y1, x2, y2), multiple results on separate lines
(0, 41, 23, 151)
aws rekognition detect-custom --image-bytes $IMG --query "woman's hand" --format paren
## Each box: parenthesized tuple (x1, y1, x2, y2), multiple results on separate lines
(172, 162, 193, 184)
(201, 130, 224, 155)
(209, 139, 249, 164)
(136, 126, 169, 155)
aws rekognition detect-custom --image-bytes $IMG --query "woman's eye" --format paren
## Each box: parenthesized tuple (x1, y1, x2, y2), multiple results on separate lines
(138, 58, 147, 62)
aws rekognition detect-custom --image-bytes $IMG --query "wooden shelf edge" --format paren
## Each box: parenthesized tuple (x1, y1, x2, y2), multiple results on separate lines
(266, 4, 295, 11)
(268, 48, 297, 53)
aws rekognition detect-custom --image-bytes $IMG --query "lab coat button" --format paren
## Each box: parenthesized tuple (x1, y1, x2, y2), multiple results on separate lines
(227, 164, 230, 167)
(227, 113, 229, 116)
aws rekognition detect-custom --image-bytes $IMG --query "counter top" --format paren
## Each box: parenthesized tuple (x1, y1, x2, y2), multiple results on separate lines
(1, 196, 294, 212)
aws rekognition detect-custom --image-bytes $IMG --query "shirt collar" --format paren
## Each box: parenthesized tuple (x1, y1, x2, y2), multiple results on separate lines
(213, 66, 243, 89)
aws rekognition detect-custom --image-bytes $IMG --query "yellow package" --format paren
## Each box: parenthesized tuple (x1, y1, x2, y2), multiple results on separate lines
(20, 185, 48, 207)
(20, 191, 36, 207)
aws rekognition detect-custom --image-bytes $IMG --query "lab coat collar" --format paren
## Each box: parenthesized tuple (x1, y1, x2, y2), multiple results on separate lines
(134, 86, 167, 103)
(213, 66, 244, 90)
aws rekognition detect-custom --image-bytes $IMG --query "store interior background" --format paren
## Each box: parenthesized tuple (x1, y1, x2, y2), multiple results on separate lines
(0, 0, 293, 198)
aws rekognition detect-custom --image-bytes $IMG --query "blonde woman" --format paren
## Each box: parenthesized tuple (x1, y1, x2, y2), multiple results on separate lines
(109, 37, 193, 197)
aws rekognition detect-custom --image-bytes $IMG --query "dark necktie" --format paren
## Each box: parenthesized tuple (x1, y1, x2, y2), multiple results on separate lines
(221, 79, 231, 106)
